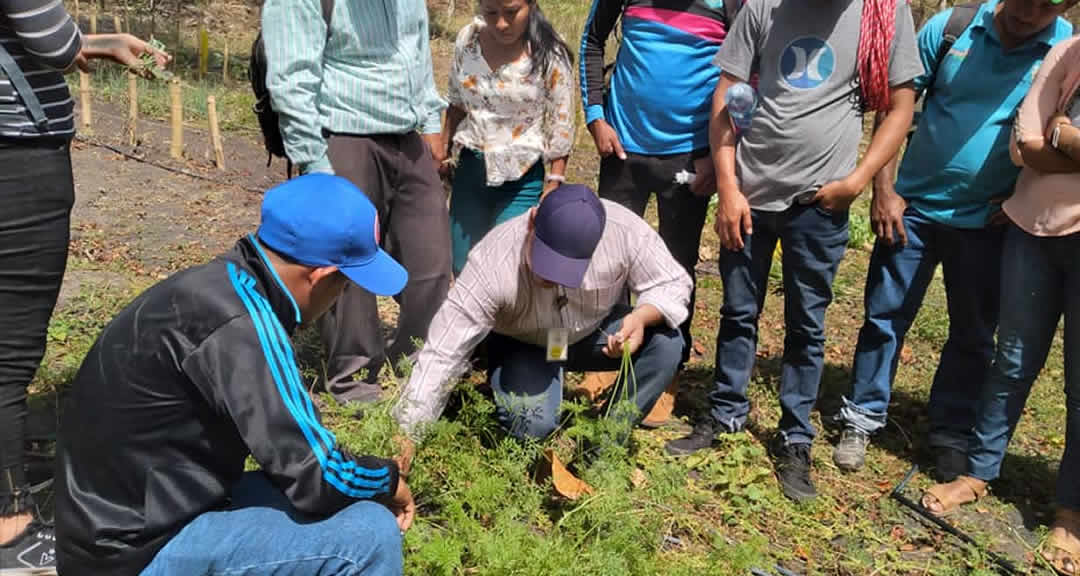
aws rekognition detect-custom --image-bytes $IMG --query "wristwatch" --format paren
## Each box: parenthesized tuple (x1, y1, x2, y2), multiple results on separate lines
(545, 174, 566, 184)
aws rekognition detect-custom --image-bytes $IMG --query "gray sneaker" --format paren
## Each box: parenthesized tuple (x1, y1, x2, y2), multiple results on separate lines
(833, 428, 869, 472)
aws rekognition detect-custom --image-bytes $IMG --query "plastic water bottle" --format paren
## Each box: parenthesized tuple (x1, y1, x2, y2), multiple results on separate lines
(725, 82, 758, 135)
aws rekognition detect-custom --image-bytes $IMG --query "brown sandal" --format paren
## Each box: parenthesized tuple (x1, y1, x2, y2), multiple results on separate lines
(920, 476, 988, 517)
(1042, 510, 1080, 575)
(641, 374, 680, 428)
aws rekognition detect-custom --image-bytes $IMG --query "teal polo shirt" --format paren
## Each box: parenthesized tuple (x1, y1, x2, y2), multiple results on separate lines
(896, 0, 1072, 229)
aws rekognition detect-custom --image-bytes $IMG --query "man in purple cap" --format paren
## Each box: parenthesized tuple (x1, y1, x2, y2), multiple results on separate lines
(55, 175, 413, 576)
(393, 184, 692, 442)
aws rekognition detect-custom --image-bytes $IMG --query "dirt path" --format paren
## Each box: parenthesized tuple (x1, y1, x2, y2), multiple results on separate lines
(70, 97, 278, 272)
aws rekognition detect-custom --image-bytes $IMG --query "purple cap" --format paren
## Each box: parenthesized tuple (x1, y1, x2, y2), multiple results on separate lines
(530, 184, 606, 288)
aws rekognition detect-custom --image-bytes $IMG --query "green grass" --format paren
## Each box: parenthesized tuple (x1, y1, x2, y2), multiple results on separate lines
(37, 1, 1073, 574)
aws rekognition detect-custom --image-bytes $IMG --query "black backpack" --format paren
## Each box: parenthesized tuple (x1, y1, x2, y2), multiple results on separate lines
(250, 0, 334, 174)
(909, 3, 979, 136)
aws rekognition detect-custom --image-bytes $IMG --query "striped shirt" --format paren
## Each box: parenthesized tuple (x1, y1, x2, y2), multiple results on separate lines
(261, 0, 447, 175)
(393, 200, 693, 437)
(0, 0, 81, 139)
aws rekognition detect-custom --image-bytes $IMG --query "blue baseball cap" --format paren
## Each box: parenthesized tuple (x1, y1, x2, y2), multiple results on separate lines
(256, 174, 407, 296)
(531, 184, 606, 288)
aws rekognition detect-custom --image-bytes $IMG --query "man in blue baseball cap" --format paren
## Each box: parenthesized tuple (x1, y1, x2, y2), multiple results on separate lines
(393, 184, 692, 452)
(55, 175, 413, 576)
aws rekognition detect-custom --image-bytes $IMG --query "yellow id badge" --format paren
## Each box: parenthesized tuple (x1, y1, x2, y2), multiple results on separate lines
(546, 329, 569, 362)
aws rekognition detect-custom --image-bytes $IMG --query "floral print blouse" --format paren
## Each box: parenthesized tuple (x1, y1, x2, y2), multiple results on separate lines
(447, 19, 574, 187)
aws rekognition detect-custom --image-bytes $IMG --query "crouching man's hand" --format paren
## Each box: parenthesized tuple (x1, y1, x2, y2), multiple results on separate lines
(388, 477, 415, 532)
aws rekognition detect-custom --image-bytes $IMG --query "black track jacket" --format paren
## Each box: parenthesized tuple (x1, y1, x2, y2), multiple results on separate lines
(55, 236, 400, 576)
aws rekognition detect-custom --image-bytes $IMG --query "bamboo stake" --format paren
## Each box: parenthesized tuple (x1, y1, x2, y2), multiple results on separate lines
(222, 39, 229, 86)
(78, 71, 91, 131)
(113, 14, 122, 33)
(174, 14, 182, 53)
(207, 95, 224, 170)
(74, 0, 80, 29)
(197, 18, 208, 80)
(127, 72, 137, 146)
(89, 11, 97, 34)
(169, 79, 182, 159)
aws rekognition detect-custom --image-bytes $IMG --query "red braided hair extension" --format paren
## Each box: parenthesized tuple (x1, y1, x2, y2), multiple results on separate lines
(857, 0, 898, 111)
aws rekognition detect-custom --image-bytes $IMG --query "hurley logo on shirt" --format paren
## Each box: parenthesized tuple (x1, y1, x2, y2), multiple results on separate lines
(781, 37, 835, 90)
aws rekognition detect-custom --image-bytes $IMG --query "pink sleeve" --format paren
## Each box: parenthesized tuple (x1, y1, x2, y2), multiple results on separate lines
(1013, 40, 1070, 148)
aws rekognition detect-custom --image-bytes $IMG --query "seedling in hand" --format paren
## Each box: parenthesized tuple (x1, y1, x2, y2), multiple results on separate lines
(140, 38, 174, 81)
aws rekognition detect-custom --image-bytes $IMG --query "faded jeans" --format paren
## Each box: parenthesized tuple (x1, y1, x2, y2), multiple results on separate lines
(841, 208, 1003, 451)
(966, 225, 1080, 510)
(141, 472, 402, 575)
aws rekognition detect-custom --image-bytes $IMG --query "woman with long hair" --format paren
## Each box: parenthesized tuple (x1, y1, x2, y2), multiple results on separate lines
(442, 0, 575, 276)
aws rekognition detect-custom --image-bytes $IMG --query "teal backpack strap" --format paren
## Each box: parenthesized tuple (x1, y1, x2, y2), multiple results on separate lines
(0, 43, 48, 130)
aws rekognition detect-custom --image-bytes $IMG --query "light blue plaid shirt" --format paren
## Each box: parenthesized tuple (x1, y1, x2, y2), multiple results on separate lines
(261, 0, 447, 174)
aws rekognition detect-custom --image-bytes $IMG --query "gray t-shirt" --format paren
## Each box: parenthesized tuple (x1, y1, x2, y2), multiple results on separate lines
(713, 0, 923, 211)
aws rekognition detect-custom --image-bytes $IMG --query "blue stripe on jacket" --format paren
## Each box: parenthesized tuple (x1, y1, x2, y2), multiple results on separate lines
(226, 262, 392, 498)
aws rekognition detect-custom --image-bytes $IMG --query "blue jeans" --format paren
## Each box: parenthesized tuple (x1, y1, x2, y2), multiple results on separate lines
(709, 202, 849, 445)
(487, 307, 684, 439)
(967, 225, 1080, 509)
(141, 472, 402, 575)
(841, 208, 1003, 451)
(449, 149, 544, 275)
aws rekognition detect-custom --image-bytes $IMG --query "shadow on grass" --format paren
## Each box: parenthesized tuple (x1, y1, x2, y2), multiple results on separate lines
(814, 356, 1060, 532)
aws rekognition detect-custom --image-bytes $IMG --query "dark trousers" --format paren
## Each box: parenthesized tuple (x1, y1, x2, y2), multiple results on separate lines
(319, 133, 452, 402)
(0, 140, 74, 514)
(597, 152, 709, 367)
(710, 203, 849, 445)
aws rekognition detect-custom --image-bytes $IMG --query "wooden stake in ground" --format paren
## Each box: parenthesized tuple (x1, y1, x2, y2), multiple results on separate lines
(169, 79, 183, 159)
(78, 71, 92, 131)
(127, 72, 137, 146)
(113, 14, 122, 33)
(222, 39, 229, 86)
(74, 0, 80, 29)
(207, 95, 225, 170)
(89, 11, 97, 34)
(197, 15, 208, 80)
(174, 13, 182, 53)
